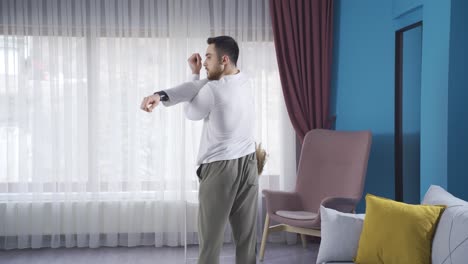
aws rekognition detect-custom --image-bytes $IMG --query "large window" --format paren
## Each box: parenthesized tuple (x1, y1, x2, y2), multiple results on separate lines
(0, 0, 297, 250)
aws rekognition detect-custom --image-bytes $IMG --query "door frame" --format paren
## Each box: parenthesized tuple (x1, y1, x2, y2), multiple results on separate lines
(394, 21, 423, 202)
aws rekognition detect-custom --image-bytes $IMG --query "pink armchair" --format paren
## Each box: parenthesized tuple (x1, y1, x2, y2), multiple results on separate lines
(259, 129, 372, 261)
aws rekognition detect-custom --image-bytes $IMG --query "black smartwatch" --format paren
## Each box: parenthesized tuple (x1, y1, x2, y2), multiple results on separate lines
(154, 91, 169, 101)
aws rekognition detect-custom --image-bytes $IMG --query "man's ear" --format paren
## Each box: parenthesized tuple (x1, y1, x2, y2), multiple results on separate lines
(221, 55, 229, 65)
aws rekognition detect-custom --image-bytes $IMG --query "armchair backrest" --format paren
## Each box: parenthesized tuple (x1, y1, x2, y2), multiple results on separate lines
(295, 129, 372, 213)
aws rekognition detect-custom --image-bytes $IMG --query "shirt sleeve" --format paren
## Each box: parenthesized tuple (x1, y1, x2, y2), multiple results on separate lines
(189, 73, 200, 81)
(160, 77, 208, 107)
(183, 83, 215, 121)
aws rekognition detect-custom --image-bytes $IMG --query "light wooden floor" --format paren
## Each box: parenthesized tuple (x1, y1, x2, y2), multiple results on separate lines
(0, 242, 319, 264)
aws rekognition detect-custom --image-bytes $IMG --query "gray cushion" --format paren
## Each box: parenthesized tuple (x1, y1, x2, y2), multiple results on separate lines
(317, 206, 364, 264)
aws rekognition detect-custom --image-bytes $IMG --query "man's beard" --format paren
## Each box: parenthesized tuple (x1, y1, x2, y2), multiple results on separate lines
(206, 64, 223, 80)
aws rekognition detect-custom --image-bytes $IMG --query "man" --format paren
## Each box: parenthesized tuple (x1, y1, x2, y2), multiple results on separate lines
(140, 36, 258, 264)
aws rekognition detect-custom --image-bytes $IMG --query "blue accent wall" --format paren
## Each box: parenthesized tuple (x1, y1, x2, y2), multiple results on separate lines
(392, 0, 423, 29)
(332, 0, 395, 212)
(392, 0, 423, 18)
(419, 0, 451, 198)
(332, 0, 468, 210)
(447, 0, 468, 201)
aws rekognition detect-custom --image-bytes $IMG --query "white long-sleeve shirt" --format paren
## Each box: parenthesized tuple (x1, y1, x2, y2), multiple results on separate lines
(161, 72, 256, 165)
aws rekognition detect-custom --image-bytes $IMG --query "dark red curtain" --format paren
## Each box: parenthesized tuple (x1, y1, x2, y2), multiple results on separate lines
(270, 0, 335, 142)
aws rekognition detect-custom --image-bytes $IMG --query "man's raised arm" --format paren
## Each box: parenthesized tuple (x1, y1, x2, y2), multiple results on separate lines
(140, 53, 205, 112)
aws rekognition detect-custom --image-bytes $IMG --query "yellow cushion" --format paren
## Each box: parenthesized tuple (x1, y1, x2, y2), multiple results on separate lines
(354, 194, 445, 264)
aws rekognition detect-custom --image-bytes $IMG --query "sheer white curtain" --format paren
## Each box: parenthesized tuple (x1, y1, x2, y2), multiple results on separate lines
(0, 0, 296, 250)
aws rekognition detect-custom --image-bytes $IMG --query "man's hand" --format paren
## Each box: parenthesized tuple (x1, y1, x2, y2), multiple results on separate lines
(188, 53, 202, 74)
(140, 94, 160, 112)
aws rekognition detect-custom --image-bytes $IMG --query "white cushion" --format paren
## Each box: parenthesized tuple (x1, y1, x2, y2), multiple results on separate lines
(316, 206, 365, 264)
(422, 185, 468, 264)
(275, 210, 317, 220)
(422, 185, 467, 206)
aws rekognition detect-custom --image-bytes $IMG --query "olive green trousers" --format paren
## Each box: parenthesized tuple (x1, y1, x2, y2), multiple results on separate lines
(196, 152, 258, 264)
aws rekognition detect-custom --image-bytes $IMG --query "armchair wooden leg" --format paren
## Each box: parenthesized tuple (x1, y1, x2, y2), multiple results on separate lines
(259, 214, 270, 261)
(300, 234, 307, 248)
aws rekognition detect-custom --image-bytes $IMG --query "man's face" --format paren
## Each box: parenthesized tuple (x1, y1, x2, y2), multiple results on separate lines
(203, 44, 224, 80)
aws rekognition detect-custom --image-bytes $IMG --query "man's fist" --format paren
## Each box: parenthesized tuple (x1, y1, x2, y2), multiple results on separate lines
(188, 53, 202, 74)
(140, 94, 160, 112)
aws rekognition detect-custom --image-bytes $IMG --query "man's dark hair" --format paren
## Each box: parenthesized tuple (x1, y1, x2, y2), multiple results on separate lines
(207, 36, 239, 66)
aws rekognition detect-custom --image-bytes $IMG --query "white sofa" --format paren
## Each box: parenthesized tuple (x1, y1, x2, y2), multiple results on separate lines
(317, 185, 468, 264)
